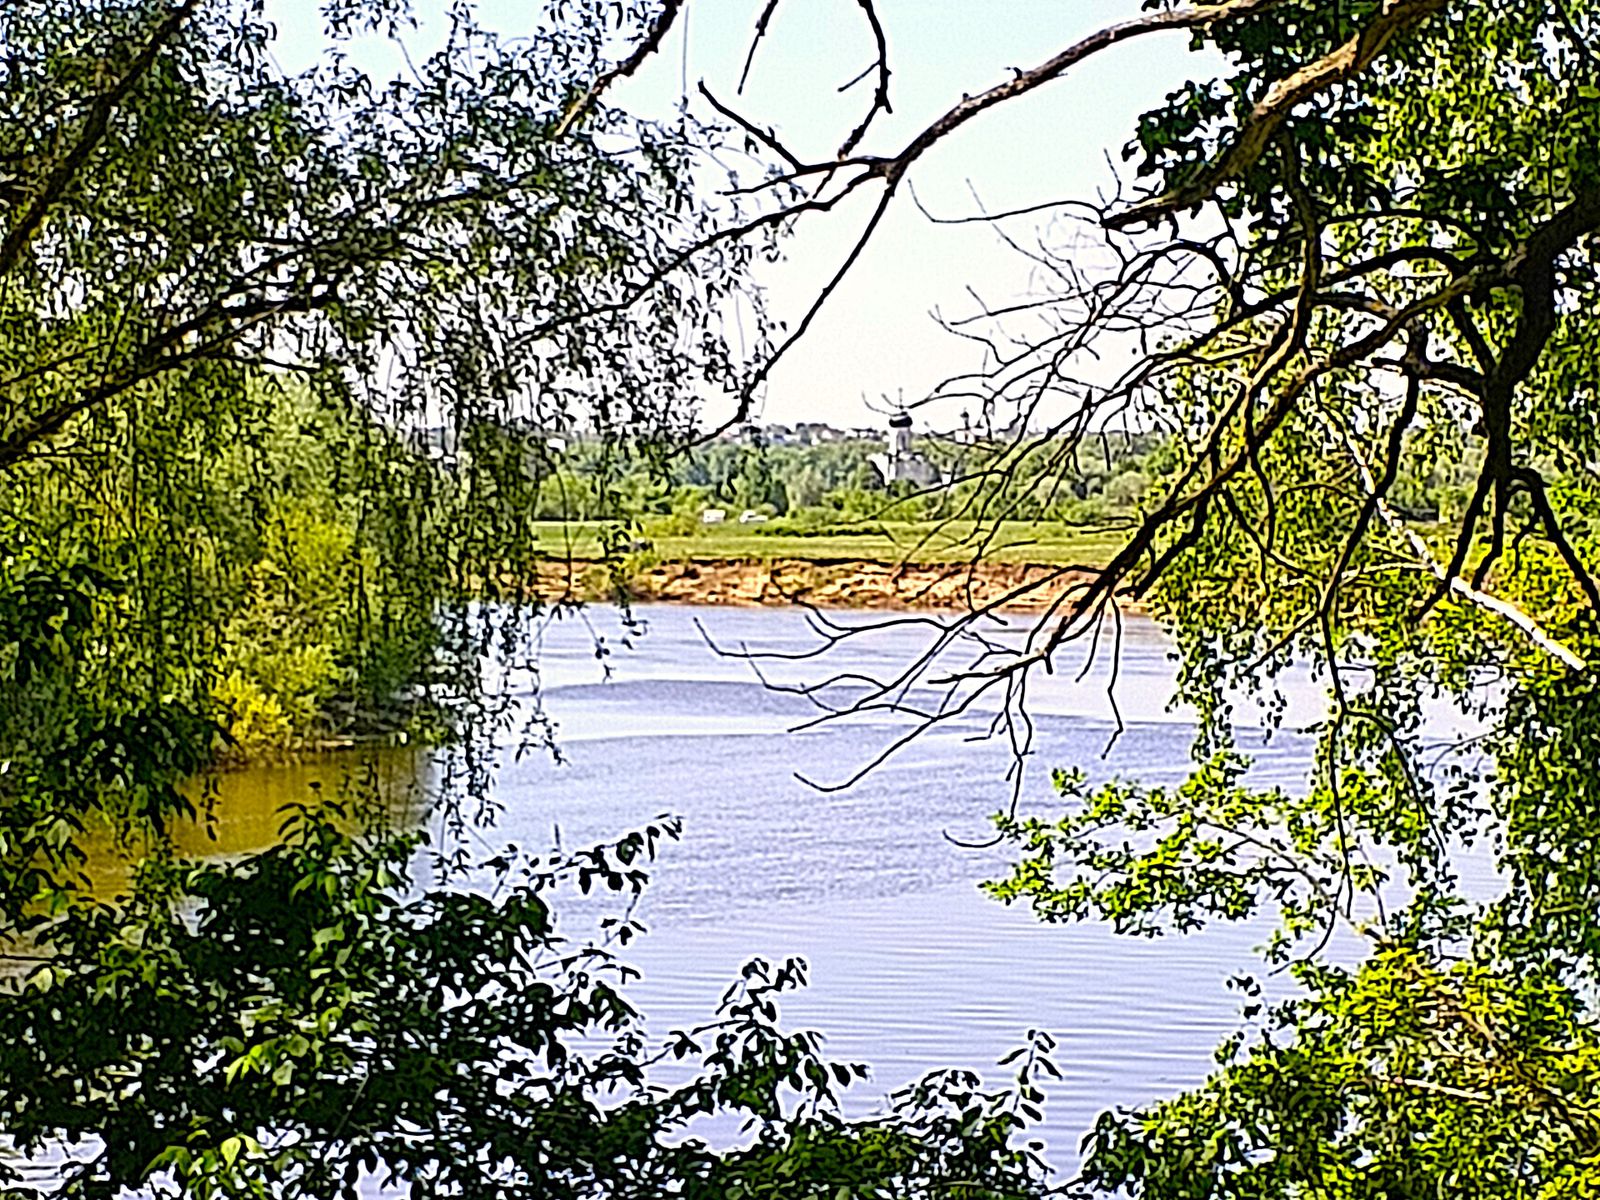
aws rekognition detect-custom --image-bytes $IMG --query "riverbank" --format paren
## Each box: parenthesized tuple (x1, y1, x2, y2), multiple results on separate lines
(526, 518, 1129, 567)
(536, 556, 1116, 613)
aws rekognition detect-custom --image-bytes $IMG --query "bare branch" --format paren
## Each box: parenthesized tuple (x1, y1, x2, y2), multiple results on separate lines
(711, 181, 900, 435)
(871, 0, 1289, 188)
(738, 0, 783, 94)
(835, 0, 893, 158)
(697, 82, 805, 173)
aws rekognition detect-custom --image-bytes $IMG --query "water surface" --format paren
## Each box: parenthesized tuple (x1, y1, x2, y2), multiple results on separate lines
(469, 603, 1322, 1162)
(54, 600, 1498, 1176)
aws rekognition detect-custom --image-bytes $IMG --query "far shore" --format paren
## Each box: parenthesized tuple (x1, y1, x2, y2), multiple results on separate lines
(532, 555, 1139, 614)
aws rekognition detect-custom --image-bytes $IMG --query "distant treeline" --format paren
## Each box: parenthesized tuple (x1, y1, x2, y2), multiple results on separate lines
(473, 424, 1480, 531)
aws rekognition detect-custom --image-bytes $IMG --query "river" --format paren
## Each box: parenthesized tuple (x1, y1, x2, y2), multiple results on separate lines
(176, 603, 1335, 1167)
(505, 605, 1334, 1160)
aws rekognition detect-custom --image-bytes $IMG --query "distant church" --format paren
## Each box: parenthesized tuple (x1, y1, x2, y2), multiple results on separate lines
(869, 412, 942, 488)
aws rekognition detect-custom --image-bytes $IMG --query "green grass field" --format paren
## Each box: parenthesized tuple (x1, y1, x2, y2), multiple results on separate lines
(526, 519, 1127, 566)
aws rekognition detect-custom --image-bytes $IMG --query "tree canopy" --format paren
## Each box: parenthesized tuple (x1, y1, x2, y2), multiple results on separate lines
(0, 1, 1046, 1195)
(3, 0, 1600, 1197)
(620, 1, 1600, 1194)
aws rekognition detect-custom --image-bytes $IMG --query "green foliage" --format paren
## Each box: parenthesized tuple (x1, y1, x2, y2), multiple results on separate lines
(975, 1, 1600, 1195)
(0, 806, 1052, 1200)
(1079, 949, 1600, 1200)
(989, 756, 1333, 941)
(0, 375, 442, 755)
(5, 0, 1597, 1193)
(0, 1, 1057, 1195)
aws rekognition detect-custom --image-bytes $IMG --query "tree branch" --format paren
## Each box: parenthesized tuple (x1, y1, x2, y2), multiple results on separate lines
(0, 289, 335, 473)
(835, 0, 892, 158)
(868, 0, 1290, 187)
(554, 0, 685, 138)
(1429, 182, 1600, 612)
(0, 0, 202, 276)
(1106, 0, 1449, 230)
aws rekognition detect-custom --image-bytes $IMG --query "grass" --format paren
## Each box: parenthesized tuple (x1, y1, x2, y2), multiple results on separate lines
(525, 519, 1127, 566)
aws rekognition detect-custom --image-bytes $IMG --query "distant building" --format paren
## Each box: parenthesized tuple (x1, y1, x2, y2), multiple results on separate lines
(701, 508, 727, 525)
(952, 408, 1028, 446)
(793, 421, 844, 445)
(868, 413, 943, 488)
(712, 421, 760, 444)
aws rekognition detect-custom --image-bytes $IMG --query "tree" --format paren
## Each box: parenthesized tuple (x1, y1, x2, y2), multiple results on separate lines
(0, 2, 1054, 1195)
(10, 0, 1600, 1194)
(596, 1, 1600, 1194)
(0, 0, 763, 756)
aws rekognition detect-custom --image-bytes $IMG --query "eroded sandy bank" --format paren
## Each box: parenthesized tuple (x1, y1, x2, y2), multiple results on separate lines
(535, 557, 1114, 613)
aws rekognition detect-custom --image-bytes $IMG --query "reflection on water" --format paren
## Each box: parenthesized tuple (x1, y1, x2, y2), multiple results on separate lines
(75, 747, 433, 898)
(1, 749, 436, 1191)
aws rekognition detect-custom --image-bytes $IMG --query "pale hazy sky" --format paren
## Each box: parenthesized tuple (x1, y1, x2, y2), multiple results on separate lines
(265, 1, 1217, 427)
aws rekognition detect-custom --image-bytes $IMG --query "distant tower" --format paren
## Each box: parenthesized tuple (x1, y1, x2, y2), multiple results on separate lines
(870, 411, 940, 488)
(888, 411, 913, 459)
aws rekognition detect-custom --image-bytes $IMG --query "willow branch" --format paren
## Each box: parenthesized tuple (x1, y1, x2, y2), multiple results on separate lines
(0, 0, 203, 276)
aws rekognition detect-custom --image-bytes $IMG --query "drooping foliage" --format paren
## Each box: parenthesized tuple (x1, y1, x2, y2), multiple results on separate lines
(0, 1, 1053, 1195)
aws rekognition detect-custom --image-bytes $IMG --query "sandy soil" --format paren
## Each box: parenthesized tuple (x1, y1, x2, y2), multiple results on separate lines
(534, 556, 1113, 613)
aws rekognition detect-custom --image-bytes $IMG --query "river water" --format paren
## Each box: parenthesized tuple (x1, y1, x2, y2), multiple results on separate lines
(30, 597, 1501, 1191)
(448, 603, 1328, 1164)
(95, 603, 1333, 1169)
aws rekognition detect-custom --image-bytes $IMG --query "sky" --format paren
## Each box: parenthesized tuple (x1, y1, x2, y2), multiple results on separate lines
(264, 0, 1221, 429)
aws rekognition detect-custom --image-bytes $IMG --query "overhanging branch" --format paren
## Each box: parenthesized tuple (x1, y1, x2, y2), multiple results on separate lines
(1106, 0, 1449, 230)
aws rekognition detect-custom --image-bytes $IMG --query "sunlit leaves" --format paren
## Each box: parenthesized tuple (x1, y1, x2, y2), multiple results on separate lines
(0, 806, 1052, 1199)
(984, 2, 1600, 1194)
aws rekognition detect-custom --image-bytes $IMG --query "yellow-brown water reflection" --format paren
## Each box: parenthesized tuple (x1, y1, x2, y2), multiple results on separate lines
(75, 746, 432, 898)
